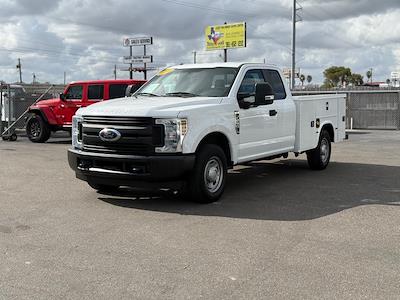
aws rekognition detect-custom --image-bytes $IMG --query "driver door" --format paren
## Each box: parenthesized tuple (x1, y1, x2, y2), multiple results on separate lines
(237, 69, 279, 162)
(61, 84, 84, 126)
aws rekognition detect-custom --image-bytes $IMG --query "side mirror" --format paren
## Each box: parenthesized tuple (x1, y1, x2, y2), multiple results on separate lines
(237, 93, 255, 109)
(125, 85, 133, 97)
(60, 93, 66, 101)
(255, 82, 274, 105)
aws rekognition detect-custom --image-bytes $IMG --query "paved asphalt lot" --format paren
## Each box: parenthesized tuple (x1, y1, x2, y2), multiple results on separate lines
(0, 130, 399, 299)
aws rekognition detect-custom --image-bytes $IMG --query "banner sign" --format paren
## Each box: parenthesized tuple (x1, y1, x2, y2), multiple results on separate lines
(123, 37, 153, 47)
(205, 22, 246, 50)
(123, 55, 153, 64)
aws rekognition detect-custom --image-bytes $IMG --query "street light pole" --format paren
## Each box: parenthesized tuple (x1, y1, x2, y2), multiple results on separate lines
(291, 0, 296, 90)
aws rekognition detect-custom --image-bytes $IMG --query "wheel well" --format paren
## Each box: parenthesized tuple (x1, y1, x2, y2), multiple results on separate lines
(322, 124, 334, 142)
(197, 132, 233, 167)
(28, 109, 48, 123)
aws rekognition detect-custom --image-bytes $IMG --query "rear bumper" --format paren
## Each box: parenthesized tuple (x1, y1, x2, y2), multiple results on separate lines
(68, 149, 195, 189)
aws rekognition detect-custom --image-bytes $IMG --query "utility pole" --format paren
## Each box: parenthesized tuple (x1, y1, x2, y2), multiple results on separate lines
(129, 46, 133, 79)
(114, 65, 117, 79)
(143, 45, 147, 80)
(370, 68, 373, 83)
(63, 71, 66, 85)
(16, 58, 22, 83)
(223, 22, 228, 62)
(291, 0, 302, 90)
(32, 73, 36, 84)
(193, 51, 197, 64)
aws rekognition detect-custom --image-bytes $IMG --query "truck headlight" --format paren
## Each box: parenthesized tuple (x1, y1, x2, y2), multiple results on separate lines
(72, 115, 83, 149)
(155, 118, 188, 153)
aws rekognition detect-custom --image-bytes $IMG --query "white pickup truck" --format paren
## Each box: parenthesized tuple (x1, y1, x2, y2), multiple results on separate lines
(68, 63, 346, 203)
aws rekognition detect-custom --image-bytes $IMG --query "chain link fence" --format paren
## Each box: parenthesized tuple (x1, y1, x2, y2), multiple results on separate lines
(1, 84, 65, 138)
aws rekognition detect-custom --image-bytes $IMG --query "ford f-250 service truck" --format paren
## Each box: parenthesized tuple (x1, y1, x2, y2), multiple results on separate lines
(68, 63, 346, 203)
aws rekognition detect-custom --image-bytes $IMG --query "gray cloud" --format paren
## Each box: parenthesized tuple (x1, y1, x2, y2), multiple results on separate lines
(0, 0, 61, 17)
(0, 0, 398, 84)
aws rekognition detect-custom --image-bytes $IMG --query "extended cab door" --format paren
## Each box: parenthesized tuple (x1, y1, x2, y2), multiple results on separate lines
(236, 68, 295, 163)
(262, 69, 296, 152)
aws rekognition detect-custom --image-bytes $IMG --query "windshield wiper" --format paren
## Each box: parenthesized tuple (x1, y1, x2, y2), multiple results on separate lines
(136, 92, 160, 97)
(166, 92, 199, 98)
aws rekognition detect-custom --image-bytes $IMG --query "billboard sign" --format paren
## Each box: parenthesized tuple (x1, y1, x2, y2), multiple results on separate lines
(283, 68, 300, 79)
(123, 37, 153, 47)
(123, 55, 153, 64)
(205, 22, 246, 50)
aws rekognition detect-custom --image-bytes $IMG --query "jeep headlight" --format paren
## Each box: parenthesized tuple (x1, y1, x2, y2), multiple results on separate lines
(72, 115, 83, 149)
(155, 118, 188, 153)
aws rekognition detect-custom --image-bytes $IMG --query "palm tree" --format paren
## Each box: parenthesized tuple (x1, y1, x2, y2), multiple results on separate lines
(306, 75, 312, 84)
(299, 74, 306, 86)
(366, 70, 372, 83)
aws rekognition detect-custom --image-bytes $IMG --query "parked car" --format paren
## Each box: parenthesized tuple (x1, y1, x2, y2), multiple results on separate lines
(68, 63, 346, 203)
(26, 79, 146, 142)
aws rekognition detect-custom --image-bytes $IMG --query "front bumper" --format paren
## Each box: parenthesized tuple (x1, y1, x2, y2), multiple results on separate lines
(68, 149, 195, 188)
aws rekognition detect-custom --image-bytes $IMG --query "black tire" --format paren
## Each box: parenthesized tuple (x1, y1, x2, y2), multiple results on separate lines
(306, 130, 331, 170)
(26, 114, 51, 143)
(9, 133, 17, 141)
(87, 181, 119, 193)
(185, 144, 227, 204)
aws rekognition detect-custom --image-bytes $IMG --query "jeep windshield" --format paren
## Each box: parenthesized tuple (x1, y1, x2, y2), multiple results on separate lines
(135, 67, 238, 98)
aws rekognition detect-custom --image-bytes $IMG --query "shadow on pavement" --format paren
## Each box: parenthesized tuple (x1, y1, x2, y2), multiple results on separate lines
(46, 139, 71, 144)
(98, 160, 400, 221)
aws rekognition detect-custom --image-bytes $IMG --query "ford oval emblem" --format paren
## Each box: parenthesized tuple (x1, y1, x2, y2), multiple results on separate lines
(99, 128, 121, 142)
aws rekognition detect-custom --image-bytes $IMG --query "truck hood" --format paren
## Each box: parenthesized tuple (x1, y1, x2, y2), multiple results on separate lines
(78, 96, 222, 118)
(35, 98, 60, 107)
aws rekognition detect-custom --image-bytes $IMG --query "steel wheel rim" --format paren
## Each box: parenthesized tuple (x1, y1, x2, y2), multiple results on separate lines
(203, 156, 223, 193)
(30, 120, 41, 137)
(320, 138, 330, 164)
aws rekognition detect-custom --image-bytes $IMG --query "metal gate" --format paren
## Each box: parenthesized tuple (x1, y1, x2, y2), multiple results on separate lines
(347, 91, 400, 130)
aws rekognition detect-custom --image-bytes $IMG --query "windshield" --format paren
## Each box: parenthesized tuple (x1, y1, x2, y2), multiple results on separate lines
(136, 67, 238, 98)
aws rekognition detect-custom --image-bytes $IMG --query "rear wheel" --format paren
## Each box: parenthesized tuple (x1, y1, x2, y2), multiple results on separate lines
(306, 130, 331, 170)
(26, 114, 51, 143)
(184, 144, 227, 203)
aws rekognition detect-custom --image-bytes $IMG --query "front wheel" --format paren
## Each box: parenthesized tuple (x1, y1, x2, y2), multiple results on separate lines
(185, 144, 227, 203)
(306, 130, 331, 170)
(26, 114, 51, 143)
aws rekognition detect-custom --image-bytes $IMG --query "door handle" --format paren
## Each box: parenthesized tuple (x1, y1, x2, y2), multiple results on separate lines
(269, 110, 278, 116)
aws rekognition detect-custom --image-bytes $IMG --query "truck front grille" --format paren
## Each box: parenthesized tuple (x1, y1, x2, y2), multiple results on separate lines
(81, 116, 164, 155)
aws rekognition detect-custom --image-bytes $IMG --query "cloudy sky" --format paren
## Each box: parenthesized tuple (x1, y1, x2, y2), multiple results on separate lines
(0, 0, 399, 85)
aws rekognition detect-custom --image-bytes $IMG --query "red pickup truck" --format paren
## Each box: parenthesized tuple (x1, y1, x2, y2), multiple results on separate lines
(26, 79, 146, 142)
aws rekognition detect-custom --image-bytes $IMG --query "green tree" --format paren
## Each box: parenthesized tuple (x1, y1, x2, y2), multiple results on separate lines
(299, 74, 306, 86)
(323, 66, 352, 87)
(349, 73, 364, 86)
(306, 75, 312, 84)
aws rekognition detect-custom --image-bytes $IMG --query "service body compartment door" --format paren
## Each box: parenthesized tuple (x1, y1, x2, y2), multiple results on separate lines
(337, 97, 347, 142)
(293, 94, 346, 152)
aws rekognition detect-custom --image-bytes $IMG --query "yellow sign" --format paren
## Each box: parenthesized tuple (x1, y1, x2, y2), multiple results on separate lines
(205, 22, 246, 51)
(158, 68, 174, 76)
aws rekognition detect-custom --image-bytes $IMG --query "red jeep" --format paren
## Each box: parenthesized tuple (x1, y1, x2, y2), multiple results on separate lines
(26, 79, 146, 142)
